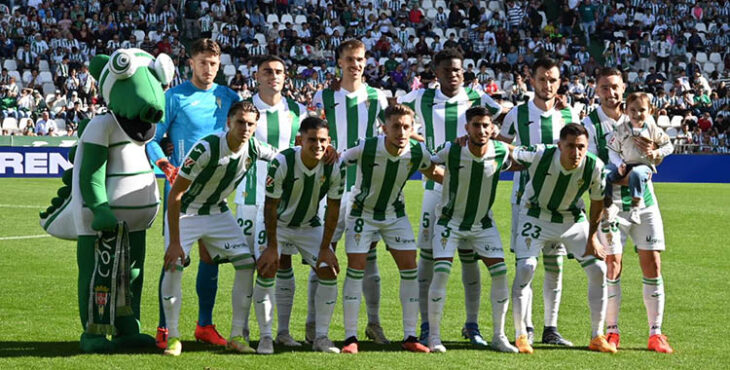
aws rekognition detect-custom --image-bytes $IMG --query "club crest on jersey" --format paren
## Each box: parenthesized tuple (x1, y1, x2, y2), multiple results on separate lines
(94, 285, 110, 316)
(320, 175, 327, 185)
(245, 157, 253, 169)
(577, 178, 585, 187)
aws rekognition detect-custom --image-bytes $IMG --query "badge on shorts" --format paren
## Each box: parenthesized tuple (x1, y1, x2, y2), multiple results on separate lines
(354, 233, 361, 245)
(440, 236, 447, 248)
(525, 237, 532, 249)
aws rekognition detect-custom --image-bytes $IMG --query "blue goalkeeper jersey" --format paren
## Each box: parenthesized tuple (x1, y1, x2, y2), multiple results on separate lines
(146, 80, 241, 167)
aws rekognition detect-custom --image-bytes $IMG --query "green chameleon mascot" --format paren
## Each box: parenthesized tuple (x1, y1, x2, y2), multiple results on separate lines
(39, 48, 175, 353)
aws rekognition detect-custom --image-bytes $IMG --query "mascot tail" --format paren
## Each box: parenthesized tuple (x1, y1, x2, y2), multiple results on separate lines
(39, 119, 91, 240)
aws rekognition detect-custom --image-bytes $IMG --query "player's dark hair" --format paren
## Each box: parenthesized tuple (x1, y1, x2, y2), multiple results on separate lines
(465, 106, 492, 124)
(433, 48, 464, 68)
(559, 123, 589, 140)
(384, 103, 415, 122)
(531, 57, 560, 77)
(190, 38, 221, 57)
(228, 100, 260, 120)
(299, 116, 329, 134)
(596, 67, 623, 83)
(257, 55, 287, 71)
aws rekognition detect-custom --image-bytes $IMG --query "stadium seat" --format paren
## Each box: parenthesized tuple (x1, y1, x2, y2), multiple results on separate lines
(710, 53, 722, 64)
(703, 62, 715, 73)
(45, 93, 55, 104)
(42, 83, 55, 96)
(383, 89, 393, 98)
(297, 66, 307, 74)
(695, 22, 707, 33)
(2, 117, 19, 133)
(407, 57, 417, 65)
(435, 0, 447, 10)
(426, 9, 438, 19)
(696, 52, 708, 63)
(22, 70, 32, 82)
(8, 71, 21, 86)
(255, 33, 266, 45)
(395, 89, 407, 98)
(665, 127, 678, 140)
(39, 60, 50, 72)
(446, 27, 459, 38)
(657, 115, 671, 128)
(422, 0, 434, 10)
(280, 14, 293, 24)
(39, 71, 53, 84)
(425, 37, 435, 47)
(133, 30, 145, 41)
(627, 71, 638, 83)
(488, 1, 501, 12)
(613, 31, 625, 40)
(670, 115, 683, 128)
(223, 65, 236, 77)
(3, 59, 17, 71)
(148, 30, 161, 42)
(539, 11, 547, 29)
(267, 14, 279, 24)
(294, 15, 307, 24)
(406, 27, 416, 39)
(464, 58, 475, 68)
(433, 28, 444, 39)
(502, 80, 513, 92)
(378, 57, 388, 65)
(220, 53, 232, 65)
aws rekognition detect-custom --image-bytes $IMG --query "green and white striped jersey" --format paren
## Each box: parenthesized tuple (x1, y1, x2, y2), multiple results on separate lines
(432, 141, 510, 231)
(397, 86, 502, 191)
(266, 147, 346, 227)
(500, 100, 579, 204)
(178, 132, 277, 215)
(312, 84, 388, 189)
(582, 106, 658, 211)
(235, 94, 307, 206)
(513, 144, 604, 224)
(342, 136, 432, 221)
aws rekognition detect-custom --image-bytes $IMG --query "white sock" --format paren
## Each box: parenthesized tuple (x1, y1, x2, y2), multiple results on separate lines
(525, 281, 534, 330)
(306, 269, 318, 325)
(642, 276, 664, 336)
(363, 248, 381, 324)
(543, 255, 564, 328)
(161, 267, 183, 338)
(343, 268, 364, 339)
(315, 278, 338, 338)
(417, 249, 434, 326)
(253, 275, 276, 338)
(428, 260, 452, 343)
(606, 278, 621, 334)
(487, 262, 509, 337)
(512, 258, 537, 338)
(275, 268, 295, 335)
(459, 249, 481, 325)
(231, 267, 254, 338)
(582, 259, 607, 338)
(400, 268, 419, 339)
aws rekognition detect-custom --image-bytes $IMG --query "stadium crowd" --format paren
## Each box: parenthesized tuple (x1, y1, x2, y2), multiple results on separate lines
(0, 0, 728, 152)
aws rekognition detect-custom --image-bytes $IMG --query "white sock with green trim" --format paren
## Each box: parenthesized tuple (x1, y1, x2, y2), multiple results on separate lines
(315, 278, 338, 338)
(459, 249, 481, 324)
(418, 249, 434, 325)
(343, 268, 364, 339)
(512, 258, 537, 338)
(488, 262, 509, 337)
(543, 255, 564, 328)
(363, 248, 381, 324)
(275, 268, 295, 335)
(583, 260, 607, 337)
(231, 267, 254, 338)
(428, 260, 452, 343)
(306, 269, 318, 325)
(643, 276, 664, 336)
(400, 268, 419, 339)
(606, 278, 621, 334)
(161, 268, 183, 338)
(253, 275, 276, 338)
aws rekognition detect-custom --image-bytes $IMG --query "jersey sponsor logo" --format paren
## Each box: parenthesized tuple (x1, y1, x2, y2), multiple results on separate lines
(497, 298, 508, 303)
(645, 235, 661, 244)
(224, 241, 247, 250)
(245, 157, 252, 170)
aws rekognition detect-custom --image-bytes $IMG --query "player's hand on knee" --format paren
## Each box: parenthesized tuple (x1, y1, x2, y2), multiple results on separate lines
(317, 248, 339, 277)
(91, 203, 118, 231)
(257, 246, 279, 276)
(164, 242, 186, 271)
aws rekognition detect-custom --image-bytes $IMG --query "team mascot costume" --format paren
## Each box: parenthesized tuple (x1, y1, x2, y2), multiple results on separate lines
(39, 48, 175, 353)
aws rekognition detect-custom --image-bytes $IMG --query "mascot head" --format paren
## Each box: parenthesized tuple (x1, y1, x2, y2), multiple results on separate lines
(89, 48, 175, 123)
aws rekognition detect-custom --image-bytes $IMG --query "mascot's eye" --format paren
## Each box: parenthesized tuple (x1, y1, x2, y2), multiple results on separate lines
(109, 50, 136, 80)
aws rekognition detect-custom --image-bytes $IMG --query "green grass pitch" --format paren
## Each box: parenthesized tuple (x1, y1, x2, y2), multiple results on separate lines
(0, 178, 728, 369)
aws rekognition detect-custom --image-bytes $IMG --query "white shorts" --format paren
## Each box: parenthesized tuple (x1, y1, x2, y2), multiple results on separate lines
(253, 224, 327, 267)
(236, 204, 297, 257)
(513, 213, 592, 262)
(345, 215, 417, 254)
(418, 189, 441, 250)
(511, 203, 567, 256)
(432, 223, 505, 260)
(164, 210, 254, 267)
(600, 205, 666, 255)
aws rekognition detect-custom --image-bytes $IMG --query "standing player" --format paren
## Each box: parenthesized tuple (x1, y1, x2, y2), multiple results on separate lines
(233, 55, 308, 347)
(510, 123, 615, 354)
(584, 68, 674, 353)
(339, 104, 442, 354)
(146, 38, 241, 349)
(397, 48, 503, 346)
(497, 57, 579, 347)
(426, 107, 518, 354)
(161, 101, 277, 356)
(311, 39, 390, 344)
(255, 117, 345, 354)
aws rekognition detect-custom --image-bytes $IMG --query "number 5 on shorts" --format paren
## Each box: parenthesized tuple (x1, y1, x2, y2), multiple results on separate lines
(521, 222, 541, 239)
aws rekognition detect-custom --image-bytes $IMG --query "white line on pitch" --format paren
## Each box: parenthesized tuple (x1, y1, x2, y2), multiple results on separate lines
(0, 234, 51, 241)
(0, 204, 44, 209)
